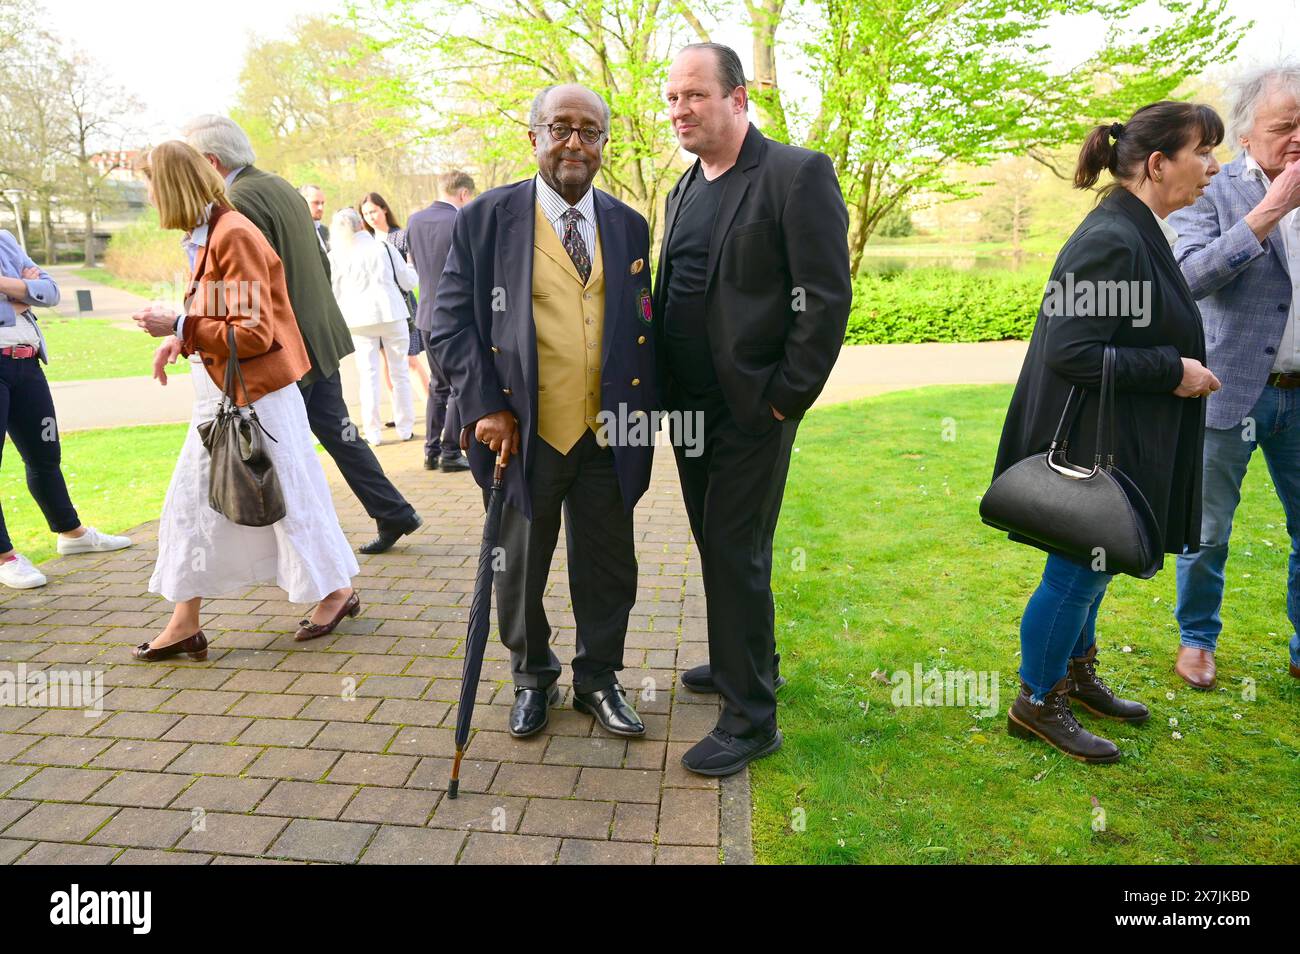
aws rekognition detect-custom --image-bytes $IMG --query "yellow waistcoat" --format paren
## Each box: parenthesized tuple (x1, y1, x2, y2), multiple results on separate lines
(532, 201, 605, 453)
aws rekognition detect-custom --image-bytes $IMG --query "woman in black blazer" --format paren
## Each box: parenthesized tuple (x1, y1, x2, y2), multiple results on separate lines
(990, 102, 1224, 762)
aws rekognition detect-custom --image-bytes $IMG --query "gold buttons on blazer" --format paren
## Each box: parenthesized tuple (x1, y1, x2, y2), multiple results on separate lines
(491, 346, 501, 353)
(637, 336, 646, 345)
(631, 378, 640, 386)
(502, 387, 512, 395)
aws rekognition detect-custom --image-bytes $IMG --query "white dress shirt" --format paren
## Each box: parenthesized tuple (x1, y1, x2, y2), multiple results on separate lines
(534, 173, 598, 261)
(1243, 154, 1300, 372)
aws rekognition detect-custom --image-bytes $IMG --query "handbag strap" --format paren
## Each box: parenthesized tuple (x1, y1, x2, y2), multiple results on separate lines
(1049, 344, 1118, 469)
(218, 320, 279, 444)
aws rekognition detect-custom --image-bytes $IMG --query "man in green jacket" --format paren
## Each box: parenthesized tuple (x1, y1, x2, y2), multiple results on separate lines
(158, 116, 422, 554)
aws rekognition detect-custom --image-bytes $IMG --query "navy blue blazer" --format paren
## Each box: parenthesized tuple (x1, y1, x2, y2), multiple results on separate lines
(407, 199, 458, 335)
(427, 178, 657, 519)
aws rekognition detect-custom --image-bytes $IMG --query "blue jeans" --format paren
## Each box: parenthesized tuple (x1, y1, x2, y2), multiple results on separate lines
(1020, 553, 1114, 700)
(1175, 385, 1300, 668)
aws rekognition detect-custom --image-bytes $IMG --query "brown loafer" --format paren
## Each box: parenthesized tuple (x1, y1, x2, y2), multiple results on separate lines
(294, 591, 361, 642)
(1175, 645, 1216, 690)
(1290, 661, 1300, 680)
(133, 630, 208, 662)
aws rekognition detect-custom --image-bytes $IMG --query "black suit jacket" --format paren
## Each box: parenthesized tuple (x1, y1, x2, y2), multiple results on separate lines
(653, 123, 852, 433)
(428, 178, 657, 519)
(407, 200, 458, 335)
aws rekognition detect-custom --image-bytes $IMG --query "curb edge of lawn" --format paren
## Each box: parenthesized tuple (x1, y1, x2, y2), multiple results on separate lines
(720, 765, 754, 865)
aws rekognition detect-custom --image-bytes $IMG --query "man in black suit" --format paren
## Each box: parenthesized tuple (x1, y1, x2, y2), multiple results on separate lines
(408, 171, 476, 473)
(656, 44, 851, 776)
(429, 85, 658, 740)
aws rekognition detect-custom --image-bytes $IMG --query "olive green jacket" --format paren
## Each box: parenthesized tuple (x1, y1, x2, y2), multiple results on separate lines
(228, 165, 354, 385)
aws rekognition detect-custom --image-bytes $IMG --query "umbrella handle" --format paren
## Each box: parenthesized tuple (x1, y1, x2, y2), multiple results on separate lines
(493, 451, 507, 486)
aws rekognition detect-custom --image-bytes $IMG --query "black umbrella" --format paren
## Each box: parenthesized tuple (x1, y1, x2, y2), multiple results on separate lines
(449, 452, 507, 798)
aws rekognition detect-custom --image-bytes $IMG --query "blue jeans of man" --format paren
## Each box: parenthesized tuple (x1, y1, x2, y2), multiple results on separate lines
(1175, 384, 1300, 669)
(1020, 553, 1114, 700)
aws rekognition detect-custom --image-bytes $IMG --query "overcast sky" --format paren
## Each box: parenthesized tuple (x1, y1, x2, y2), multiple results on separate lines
(43, 0, 1300, 143)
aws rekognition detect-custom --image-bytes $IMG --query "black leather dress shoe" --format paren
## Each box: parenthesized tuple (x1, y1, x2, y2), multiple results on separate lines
(509, 683, 560, 738)
(424, 452, 438, 471)
(681, 727, 783, 777)
(572, 684, 645, 737)
(359, 513, 423, 554)
(681, 654, 786, 694)
(438, 454, 471, 473)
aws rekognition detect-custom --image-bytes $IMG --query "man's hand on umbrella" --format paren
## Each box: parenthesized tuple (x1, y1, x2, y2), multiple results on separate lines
(475, 410, 519, 466)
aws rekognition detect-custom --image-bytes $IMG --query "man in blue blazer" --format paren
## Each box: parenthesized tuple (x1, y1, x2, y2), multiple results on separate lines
(408, 171, 476, 473)
(428, 84, 657, 740)
(1170, 64, 1300, 689)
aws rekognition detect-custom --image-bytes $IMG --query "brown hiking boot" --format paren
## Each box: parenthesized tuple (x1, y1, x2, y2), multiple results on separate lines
(1007, 677, 1120, 764)
(1067, 645, 1149, 723)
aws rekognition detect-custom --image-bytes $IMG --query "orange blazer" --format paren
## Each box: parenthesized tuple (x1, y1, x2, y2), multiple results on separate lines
(179, 207, 311, 406)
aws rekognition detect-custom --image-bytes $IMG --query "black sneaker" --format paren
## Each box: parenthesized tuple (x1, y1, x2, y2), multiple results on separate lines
(680, 727, 783, 777)
(681, 655, 785, 694)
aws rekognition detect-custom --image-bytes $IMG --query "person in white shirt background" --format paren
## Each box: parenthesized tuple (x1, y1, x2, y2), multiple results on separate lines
(0, 229, 131, 589)
(328, 207, 419, 446)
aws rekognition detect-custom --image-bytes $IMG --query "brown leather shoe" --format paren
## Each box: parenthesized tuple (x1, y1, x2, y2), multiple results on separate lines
(132, 630, 208, 662)
(1067, 645, 1149, 723)
(1290, 661, 1300, 680)
(1007, 677, 1120, 764)
(294, 591, 361, 642)
(1174, 645, 1216, 690)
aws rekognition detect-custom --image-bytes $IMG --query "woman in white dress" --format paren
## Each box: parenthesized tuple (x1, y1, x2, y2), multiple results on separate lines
(130, 141, 361, 661)
(328, 207, 418, 446)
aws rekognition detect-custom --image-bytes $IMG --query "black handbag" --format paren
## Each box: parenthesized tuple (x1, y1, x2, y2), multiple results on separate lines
(195, 324, 287, 528)
(979, 345, 1161, 578)
(382, 241, 417, 321)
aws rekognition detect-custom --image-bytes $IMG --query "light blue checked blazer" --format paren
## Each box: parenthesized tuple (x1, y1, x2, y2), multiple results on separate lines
(1169, 155, 1294, 429)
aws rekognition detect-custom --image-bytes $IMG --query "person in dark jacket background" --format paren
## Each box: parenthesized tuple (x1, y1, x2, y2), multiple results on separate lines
(990, 101, 1224, 763)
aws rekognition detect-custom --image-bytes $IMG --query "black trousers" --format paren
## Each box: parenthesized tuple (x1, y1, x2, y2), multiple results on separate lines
(0, 355, 79, 553)
(492, 429, 637, 694)
(298, 369, 415, 529)
(420, 329, 460, 459)
(670, 384, 798, 737)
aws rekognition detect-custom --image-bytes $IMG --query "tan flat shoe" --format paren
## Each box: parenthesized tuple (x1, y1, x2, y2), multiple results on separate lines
(294, 591, 361, 642)
(1175, 645, 1216, 690)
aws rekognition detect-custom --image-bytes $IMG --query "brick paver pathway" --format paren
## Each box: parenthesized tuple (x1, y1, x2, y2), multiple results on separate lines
(0, 440, 733, 864)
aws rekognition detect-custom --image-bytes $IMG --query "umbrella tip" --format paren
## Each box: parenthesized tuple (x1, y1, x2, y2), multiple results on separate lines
(447, 778, 459, 799)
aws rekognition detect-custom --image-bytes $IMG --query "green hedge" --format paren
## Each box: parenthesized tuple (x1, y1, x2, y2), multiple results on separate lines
(845, 267, 1049, 344)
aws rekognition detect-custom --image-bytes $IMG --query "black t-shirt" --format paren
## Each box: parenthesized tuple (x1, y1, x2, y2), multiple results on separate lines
(664, 164, 731, 393)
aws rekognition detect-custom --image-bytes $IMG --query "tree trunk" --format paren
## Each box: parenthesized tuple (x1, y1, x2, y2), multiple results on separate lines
(747, 0, 787, 139)
(40, 198, 55, 265)
(82, 204, 96, 268)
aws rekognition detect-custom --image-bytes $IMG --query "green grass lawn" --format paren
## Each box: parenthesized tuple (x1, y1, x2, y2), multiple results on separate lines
(35, 317, 189, 383)
(1, 424, 188, 565)
(75, 266, 161, 300)
(756, 384, 1300, 864)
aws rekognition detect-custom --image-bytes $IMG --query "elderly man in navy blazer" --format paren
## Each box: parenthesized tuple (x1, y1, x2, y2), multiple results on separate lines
(428, 84, 657, 740)
(1170, 63, 1300, 689)
(409, 171, 476, 473)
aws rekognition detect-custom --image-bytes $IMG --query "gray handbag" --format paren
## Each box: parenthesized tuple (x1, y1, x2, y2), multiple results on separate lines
(194, 323, 287, 528)
(979, 345, 1161, 578)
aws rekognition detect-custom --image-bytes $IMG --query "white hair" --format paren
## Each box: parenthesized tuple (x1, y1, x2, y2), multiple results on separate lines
(1226, 62, 1300, 149)
(181, 114, 256, 170)
(329, 208, 364, 253)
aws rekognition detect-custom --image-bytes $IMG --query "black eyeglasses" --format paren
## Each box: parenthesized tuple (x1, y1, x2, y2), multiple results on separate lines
(533, 122, 605, 145)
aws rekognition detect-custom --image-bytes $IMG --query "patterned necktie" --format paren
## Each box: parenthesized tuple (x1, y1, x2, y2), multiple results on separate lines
(561, 208, 592, 284)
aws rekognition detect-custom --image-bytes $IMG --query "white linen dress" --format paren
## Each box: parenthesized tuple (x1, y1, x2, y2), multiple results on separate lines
(148, 355, 359, 604)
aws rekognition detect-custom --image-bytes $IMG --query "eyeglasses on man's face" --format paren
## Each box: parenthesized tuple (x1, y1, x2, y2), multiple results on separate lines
(533, 122, 605, 145)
